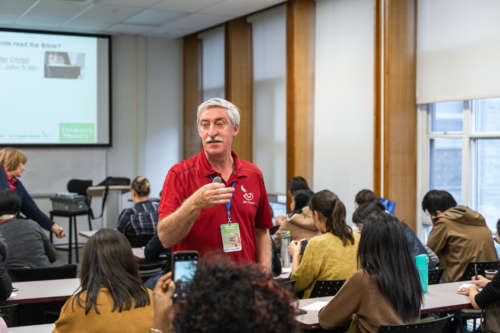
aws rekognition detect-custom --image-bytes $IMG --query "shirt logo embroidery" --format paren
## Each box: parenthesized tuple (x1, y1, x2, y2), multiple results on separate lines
(241, 185, 255, 205)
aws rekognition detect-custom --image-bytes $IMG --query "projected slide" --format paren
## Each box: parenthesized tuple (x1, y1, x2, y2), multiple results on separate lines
(0, 30, 110, 145)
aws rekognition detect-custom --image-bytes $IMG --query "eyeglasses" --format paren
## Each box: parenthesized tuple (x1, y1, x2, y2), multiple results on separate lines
(199, 118, 228, 131)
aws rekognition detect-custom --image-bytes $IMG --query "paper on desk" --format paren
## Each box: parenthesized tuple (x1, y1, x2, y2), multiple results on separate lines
(302, 301, 329, 311)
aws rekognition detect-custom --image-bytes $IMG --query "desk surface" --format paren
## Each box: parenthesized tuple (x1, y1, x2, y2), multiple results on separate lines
(79, 230, 145, 260)
(8, 323, 55, 333)
(6, 278, 80, 305)
(296, 281, 471, 329)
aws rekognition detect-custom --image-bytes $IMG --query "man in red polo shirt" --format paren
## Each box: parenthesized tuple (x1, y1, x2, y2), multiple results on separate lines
(158, 98, 272, 270)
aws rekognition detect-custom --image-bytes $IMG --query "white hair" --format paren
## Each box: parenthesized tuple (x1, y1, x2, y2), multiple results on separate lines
(196, 98, 240, 129)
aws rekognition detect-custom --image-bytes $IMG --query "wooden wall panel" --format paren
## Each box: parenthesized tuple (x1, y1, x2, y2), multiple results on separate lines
(286, 0, 315, 189)
(383, 0, 417, 230)
(373, 0, 382, 197)
(183, 34, 202, 159)
(225, 18, 254, 162)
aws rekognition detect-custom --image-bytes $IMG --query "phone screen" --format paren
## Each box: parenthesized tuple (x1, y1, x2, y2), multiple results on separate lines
(173, 259, 198, 283)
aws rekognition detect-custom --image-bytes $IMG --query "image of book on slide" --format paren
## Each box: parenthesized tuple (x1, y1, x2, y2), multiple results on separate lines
(44, 51, 85, 79)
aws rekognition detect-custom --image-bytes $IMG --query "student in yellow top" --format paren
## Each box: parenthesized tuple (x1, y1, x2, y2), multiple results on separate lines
(288, 190, 360, 298)
(53, 229, 154, 333)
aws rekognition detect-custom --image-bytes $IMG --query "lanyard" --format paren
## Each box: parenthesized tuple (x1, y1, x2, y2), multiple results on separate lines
(210, 176, 236, 223)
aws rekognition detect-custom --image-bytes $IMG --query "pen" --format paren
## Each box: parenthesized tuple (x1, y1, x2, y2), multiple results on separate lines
(474, 263, 478, 279)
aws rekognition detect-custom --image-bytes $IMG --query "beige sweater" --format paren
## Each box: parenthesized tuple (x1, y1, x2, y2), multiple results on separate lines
(319, 270, 417, 333)
(291, 232, 359, 298)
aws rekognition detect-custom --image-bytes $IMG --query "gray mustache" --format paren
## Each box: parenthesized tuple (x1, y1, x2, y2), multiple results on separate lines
(206, 136, 224, 143)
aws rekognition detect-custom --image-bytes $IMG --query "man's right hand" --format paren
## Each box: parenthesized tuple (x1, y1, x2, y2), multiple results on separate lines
(192, 183, 235, 210)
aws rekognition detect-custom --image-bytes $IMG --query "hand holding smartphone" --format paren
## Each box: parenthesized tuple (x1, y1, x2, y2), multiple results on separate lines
(172, 251, 199, 299)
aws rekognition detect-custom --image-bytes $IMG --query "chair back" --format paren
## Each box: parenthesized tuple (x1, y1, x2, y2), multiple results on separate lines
(138, 260, 167, 280)
(67, 179, 93, 196)
(0, 304, 18, 326)
(459, 261, 499, 281)
(429, 267, 443, 284)
(378, 315, 455, 333)
(9, 264, 77, 282)
(309, 280, 345, 298)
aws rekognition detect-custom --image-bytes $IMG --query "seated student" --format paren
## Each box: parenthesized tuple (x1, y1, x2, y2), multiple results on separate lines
(458, 219, 500, 332)
(117, 176, 158, 247)
(0, 236, 12, 301)
(422, 190, 498, 282)
(288, 190, 360, 298)
(151, 259, 298, 333)
(353, 201, 438, 268)
(354, 189, 377, 207)
(0, 189, 56, 269)
(273, 189, 320, 247)
(319, 213, 423, 333)
(53, 229, 153, 333)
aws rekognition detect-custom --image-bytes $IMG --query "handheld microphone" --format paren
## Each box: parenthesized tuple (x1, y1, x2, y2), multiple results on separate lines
(212, 176, 222, 183)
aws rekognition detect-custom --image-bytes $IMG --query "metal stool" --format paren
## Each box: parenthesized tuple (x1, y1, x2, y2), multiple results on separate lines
(49, 209, 92, 264)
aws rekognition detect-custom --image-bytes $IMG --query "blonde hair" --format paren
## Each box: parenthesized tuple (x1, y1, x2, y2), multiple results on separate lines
(0, 148, 27, 171)
(131, 176, 150, 197)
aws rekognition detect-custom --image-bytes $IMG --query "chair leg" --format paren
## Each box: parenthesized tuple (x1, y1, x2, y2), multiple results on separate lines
(87, 212, 92, 231)
(74, 216, 79, 264)
(68, 217, 73, 265)
(49, 213, 54, 244)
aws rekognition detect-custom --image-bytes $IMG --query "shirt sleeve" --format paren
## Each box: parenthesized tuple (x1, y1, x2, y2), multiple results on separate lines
(16, 181, 54, 231)
(254, 173, 273, 229)
(291, 239, 321, 292)
(158, 170, 185, 222)
(426, 220, 448, 256)
(318, 271, 363, 329)
(475, 271, 500, 308)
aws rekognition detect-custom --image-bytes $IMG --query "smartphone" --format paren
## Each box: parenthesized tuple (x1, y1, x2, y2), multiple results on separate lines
(172, 251, 199, 298)
(300, 239, 308, 255)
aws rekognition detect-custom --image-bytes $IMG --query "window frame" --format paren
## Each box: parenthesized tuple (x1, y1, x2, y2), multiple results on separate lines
(418, 100, 500, 239)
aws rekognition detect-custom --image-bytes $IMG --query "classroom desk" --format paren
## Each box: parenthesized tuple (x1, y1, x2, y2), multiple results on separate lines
(78, 230, 145, 260)
(6, 278, 80, 305)
(296, 281, 471, 330)
(79, 230, 97, 238)
(8, 323, 55, 333)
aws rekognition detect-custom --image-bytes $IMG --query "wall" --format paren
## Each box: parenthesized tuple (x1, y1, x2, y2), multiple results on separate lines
(313, 0, 375, 223)
(22, 35, 183, 241)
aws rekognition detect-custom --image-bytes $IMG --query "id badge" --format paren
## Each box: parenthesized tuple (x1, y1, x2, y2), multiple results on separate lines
(220, 223, 242, 253)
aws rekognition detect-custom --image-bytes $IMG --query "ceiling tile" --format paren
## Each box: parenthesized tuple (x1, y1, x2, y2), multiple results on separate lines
(21, 0, 89, 19)
(154, 0, 223, 13)
(124, 9, 185, 25)
(0, 0, 37, 15)
(98, 0, 161, 7)
(67, 4, 143, 25)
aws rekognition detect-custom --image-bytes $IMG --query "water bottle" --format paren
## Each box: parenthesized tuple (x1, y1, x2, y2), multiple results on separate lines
(415, 254, 428, 293)
(280, 230, 291, 268)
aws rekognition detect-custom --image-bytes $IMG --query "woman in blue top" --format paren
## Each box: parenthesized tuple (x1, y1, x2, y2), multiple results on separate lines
(0, 148, 65, 238)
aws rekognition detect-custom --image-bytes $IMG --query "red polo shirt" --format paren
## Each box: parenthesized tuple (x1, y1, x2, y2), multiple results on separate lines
(158, 151, 273, 264)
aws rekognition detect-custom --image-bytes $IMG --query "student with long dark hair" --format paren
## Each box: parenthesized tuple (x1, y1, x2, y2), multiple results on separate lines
(53, 229, 153, 333)
(288, 190, 359, 298)
(318, 213, 423, 333)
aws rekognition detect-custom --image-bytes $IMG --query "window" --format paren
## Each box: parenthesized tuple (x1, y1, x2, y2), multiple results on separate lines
(420, 98, 500, 233)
